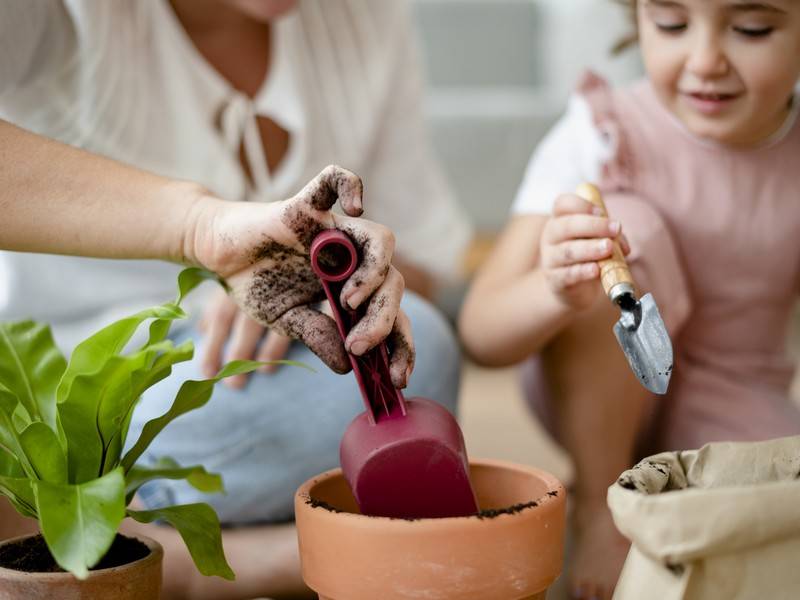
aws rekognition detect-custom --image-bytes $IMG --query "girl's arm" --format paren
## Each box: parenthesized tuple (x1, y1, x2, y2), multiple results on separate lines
(459, 215, 571, 366)
(459, 198, 626, 367)
(459, 92, 627, 367)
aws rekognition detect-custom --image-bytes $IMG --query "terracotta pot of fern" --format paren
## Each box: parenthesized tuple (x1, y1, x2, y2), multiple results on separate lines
(0, 534, 162, 600)
(295, 459, 566, 600)
(0, 269, 272, 599)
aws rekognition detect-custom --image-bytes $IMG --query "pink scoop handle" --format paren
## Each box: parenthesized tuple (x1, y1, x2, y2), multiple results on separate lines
(310, 229, 407, 425)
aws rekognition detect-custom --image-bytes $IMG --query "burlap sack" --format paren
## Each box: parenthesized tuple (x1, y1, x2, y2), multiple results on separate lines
(608, 436, 800, 600)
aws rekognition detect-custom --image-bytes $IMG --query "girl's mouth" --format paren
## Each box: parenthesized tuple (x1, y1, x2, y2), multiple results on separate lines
(683, 91, 740, 115)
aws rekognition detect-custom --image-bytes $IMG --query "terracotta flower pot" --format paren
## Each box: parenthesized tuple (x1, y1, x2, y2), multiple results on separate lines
(0, 533, 162, 600)
(295, 459, 566, 600)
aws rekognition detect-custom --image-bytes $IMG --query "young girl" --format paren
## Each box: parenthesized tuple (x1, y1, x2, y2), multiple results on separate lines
(460, 1, 800, 599)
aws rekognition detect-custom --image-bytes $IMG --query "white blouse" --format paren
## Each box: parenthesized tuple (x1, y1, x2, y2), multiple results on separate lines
(0, 0, 471, 349)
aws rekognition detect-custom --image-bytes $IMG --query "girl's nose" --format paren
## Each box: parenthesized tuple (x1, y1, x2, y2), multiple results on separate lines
(685, 33, 730, 78)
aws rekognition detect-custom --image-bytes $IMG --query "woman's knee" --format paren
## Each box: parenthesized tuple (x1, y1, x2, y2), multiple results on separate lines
(401, 292, 462, 414)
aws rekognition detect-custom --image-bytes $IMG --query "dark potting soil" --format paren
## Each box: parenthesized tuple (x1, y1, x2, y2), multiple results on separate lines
(306, 489, 558, 520)
(0, 534, 149, 573)
(305, 497, 344, 513)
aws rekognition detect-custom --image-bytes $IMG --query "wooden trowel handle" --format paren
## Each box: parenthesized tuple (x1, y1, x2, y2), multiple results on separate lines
(575, 183, 636, 300)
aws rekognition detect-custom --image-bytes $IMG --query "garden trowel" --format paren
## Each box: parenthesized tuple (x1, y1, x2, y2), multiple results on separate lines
(310, 229, 478, 519)
(576, 184, 673, 395)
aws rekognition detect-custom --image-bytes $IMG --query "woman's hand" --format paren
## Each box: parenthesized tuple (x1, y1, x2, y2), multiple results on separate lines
(539, 193, 630, 311)
(188, 165, 415, 388)
(199, 289, 293, 387)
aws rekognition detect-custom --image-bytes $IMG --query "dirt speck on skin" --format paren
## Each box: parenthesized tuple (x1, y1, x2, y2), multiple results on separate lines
(245, 263, 322, 325)
(283, 204, 328, 251)
(279, 308, 350, 373)
(249, 238, 300, 265)
(303, 165, 363, 213)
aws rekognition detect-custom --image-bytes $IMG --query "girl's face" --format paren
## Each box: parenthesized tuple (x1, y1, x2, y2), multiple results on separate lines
(637, 0, 800, 146)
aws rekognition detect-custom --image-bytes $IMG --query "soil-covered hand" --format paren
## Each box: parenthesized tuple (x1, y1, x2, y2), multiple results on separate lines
(539, 193, 630, 311)
(189, 165, 414, 387)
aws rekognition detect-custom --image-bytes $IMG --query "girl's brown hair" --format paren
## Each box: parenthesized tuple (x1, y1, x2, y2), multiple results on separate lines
(612, 0, 639, 54)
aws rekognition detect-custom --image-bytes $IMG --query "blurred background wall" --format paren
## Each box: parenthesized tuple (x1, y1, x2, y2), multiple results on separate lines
(412, 0, 642, 253)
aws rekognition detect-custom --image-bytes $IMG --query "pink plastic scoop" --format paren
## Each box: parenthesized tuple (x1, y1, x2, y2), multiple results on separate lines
(310, 229, 478, 519)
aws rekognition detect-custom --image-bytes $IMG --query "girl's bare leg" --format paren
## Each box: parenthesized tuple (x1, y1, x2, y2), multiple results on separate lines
(542, 297, 654, 600)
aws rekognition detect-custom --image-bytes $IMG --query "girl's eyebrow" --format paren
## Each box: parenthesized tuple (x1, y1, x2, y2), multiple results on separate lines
(647, 0, 686, 7)
(729, 1, 787, 13)
(647, 0, 787, 12)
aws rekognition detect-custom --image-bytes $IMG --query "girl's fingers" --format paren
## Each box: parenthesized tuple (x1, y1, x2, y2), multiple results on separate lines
(547, 238, 615, 268)
(257, 331, 292, 374)
(224, 314, 266, 388)
(387, 309, 415, 389)
(618, 232, 631, 256)
(545, 214, 621, 245)
(344, 265, 404, 356)
(552, 193, 600, 217)
(547, 262, 600, 290)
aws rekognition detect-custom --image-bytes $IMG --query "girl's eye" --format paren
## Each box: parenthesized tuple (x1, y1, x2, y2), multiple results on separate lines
(733, 26, 774, 37)
(656, 22, 688, 33)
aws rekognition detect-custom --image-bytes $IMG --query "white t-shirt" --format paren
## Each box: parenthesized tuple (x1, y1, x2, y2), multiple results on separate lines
(511, 94, 613, 215)
(0, 0, 471, 349)
(512, 87, 800, 215)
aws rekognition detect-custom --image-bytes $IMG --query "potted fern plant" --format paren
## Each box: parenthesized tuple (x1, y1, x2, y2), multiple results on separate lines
(0, 269, 283, 599)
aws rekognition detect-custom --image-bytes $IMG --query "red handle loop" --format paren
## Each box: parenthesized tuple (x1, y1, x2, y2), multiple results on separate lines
(310, 230, 407, 423)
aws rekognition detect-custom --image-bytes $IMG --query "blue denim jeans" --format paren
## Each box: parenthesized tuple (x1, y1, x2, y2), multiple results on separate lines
(127, 292, 461, 524)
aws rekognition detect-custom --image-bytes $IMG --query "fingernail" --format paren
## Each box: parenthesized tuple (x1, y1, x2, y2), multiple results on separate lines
(609, 220, 620, 235)
(349, 340, 369, 355)
(343, 291, 359, 310)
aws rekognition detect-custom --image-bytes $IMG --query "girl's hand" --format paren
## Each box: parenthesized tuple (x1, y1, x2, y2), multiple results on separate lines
(539, 193, 630, 311)
(189, 165, 414, 387)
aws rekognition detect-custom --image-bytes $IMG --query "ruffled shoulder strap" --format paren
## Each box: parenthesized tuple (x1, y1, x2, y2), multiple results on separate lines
(577, 71, 637, 192)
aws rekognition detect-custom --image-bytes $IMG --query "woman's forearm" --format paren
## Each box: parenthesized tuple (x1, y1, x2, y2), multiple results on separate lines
(0, 119, 206, 264)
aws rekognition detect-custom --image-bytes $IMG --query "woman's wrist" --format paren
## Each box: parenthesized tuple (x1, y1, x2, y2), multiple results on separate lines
(159, 180, 220, 269)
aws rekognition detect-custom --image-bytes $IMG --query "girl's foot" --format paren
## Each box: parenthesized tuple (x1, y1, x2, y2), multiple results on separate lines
(570, 501, 630, 600)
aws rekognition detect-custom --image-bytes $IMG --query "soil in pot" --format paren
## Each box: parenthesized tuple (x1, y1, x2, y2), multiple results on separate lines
(0, 534, 149, 573)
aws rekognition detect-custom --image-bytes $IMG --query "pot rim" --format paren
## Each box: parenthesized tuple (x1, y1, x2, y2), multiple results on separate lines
(0, 533, 163, 580)
(296, 457, 565, 523)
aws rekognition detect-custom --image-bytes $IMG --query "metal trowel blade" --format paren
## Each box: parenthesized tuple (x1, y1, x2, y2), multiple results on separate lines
(612, 293, 673, 395)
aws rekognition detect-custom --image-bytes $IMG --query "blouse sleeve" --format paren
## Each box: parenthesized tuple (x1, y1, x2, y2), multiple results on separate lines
(511, 93, 614, 215)
(0, 1, 72, 97)
(357, 2, 473, 284)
